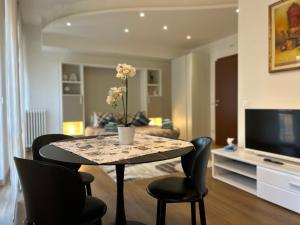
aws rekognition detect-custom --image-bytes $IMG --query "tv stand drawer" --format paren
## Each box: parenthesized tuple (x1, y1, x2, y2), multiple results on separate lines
(258, 181, 300, 213)
(258, 167, 300, 194)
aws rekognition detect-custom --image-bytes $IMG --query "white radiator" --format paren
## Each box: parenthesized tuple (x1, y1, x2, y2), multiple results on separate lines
(25, 110, 47, 148)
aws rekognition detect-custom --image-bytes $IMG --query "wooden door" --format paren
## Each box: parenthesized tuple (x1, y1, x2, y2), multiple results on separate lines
(215, 55, 238, 146)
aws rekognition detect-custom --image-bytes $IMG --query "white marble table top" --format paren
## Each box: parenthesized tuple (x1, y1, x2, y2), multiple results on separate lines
(51, 134, 194, 164)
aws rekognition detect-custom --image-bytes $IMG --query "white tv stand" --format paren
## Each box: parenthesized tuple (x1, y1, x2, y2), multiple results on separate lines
(212, 149, 300, 213)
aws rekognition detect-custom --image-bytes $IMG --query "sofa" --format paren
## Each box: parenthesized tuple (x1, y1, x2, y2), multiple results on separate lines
(85, 125, 180, 139)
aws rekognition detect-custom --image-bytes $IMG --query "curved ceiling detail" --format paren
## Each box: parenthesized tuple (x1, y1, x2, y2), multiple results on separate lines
(20, 0, 238, 26)
(42, 4, 238, 30)
(20, 0, 238, 59)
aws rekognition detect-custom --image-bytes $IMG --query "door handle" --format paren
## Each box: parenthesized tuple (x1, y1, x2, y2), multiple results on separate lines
(216, 99, 220, 103)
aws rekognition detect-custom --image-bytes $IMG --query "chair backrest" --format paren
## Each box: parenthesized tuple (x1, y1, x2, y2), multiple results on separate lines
(32, 134, 79, 170)
(181, 137, 212, 195)
(14, 157, 86, 225)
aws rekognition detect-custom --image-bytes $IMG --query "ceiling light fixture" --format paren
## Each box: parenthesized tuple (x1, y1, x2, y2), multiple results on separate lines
(66, 22, 72, 26)
(186, 35, 191, 40)
(163, 25, 168, 30)
(236, 9, 240, 13)
(124, 28, 129, 33)
(140, 12, 145, 17)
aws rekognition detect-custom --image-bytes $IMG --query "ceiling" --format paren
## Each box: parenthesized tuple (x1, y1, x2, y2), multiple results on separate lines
(20, 0, 238, 59)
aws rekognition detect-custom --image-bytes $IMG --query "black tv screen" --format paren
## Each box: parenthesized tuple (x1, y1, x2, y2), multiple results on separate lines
(245, 109, 300, 159)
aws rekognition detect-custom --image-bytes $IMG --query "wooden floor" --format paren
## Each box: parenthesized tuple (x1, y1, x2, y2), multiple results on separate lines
(80, 165, 300, 225)
(0, 180, 14, 225)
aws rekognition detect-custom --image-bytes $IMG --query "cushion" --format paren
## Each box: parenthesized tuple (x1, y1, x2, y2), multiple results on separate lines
(131, 111, 150, 126)
(78, 196, 107, 223)
(90, 112, 99, 128)
(147, 177, 200, 202)
(114, 112, 135, 124)
(162, 118, 173, 129)
(98, 113, 117, 128)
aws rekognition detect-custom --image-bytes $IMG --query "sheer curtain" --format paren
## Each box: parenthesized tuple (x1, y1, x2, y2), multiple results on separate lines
(2, 0, 26, 224)
(0, 0, 6, 186)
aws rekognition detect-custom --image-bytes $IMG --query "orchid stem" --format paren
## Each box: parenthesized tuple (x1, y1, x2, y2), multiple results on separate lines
(121, 95, 125, 125)
(125, 77, 128, 126)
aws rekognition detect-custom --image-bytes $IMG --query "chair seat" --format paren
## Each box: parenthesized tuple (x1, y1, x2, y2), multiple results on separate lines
(147, 177, 206, 202)
(79, 172, 95, 184)
(77, 196, 107, 224)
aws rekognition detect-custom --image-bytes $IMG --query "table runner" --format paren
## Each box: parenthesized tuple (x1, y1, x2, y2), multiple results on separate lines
(51, 134, 193, 164)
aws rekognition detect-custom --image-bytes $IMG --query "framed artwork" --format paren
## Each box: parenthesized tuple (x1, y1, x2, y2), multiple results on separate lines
(269, 0, 300, 73)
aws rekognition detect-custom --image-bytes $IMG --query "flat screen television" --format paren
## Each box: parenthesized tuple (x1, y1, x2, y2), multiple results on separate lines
(245, 109, 300, 160)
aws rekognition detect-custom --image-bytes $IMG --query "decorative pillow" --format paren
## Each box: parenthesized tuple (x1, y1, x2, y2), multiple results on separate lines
(98, 112, 117, 128)
(162, 118, 173, 130)
(115, 112, 135, 124)
(131, 111, 150, 126)
(91, 112, 99, 128)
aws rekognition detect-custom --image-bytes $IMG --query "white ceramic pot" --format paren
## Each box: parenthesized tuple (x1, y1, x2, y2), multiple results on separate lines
(118, 126, 135, 145)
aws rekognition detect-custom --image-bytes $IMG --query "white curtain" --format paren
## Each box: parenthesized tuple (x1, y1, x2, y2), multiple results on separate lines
(2, 0, 26, 224)
(0, 0, 6, 186)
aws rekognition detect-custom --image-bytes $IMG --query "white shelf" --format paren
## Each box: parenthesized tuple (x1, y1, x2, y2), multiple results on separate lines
(63, 81, 81, 84)
(148, 84, 160, 87)
(214, 160, 257, 179)
(149, 95, 161, 97)
(63, 94, 81, 97)
(214, 172, 257, 195)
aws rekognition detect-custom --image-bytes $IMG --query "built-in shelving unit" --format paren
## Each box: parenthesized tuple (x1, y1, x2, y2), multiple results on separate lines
(62, 64, 82, 96)
(147, 70, 161, 97)
(61, 63, 84, 136)
(140, 69, 163, 117)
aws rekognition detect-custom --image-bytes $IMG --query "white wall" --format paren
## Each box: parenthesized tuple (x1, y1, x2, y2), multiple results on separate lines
(192, 50, 211, 138)
(238, 0, 300, 146)
(193, 34, 238, 139)
(24, 25, 171, 133)
(171, 55, 190, 140)
(171, 52, 211, 140)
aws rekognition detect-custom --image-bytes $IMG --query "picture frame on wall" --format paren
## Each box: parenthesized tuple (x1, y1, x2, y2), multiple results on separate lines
(269, 0, 300, 73)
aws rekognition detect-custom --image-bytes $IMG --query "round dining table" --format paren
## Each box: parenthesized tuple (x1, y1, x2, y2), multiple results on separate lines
(39, 135, 194, 225)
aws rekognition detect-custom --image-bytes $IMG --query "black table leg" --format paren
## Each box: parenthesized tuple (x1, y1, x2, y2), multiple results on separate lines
(110, 164, 146, 225)
(115, 164, 127, 225)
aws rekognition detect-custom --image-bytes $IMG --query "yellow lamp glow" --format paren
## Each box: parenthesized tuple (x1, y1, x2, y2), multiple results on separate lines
(149, 117, 162, 126)
(63, 121, 84, 136)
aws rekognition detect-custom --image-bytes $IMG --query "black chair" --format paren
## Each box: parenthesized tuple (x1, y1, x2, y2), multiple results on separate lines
(147, 137, 212, 225)
(14, 157, 107, 225)
(32, 134, 94, 195)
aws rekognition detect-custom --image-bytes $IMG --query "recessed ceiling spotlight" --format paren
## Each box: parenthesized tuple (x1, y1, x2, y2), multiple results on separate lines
(236, 8, 240, 13)
(124, 28, 129, 33)
(163, 25, 168, 30)
(186, 35, 191, 40)
(66, 22, 72, 26)
(140, 12, 145, 17)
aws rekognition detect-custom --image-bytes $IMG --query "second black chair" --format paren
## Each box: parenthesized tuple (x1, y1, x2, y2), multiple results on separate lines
(15, 157, 106, 225)
(32, 134, 95, 195)
(147, 137, 212, 225)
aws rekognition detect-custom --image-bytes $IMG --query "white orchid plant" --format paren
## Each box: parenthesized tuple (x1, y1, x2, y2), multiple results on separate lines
(106, 64, 136, 127)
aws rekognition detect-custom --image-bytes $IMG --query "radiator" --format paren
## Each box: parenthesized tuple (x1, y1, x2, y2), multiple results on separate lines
(25, 110, 47, 148)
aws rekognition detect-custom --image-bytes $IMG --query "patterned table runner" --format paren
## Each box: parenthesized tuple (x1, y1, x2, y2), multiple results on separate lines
(51, 134, 193, 164)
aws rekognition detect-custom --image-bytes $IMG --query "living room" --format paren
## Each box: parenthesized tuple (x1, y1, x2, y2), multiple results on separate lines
(1, 0, 300, 225)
